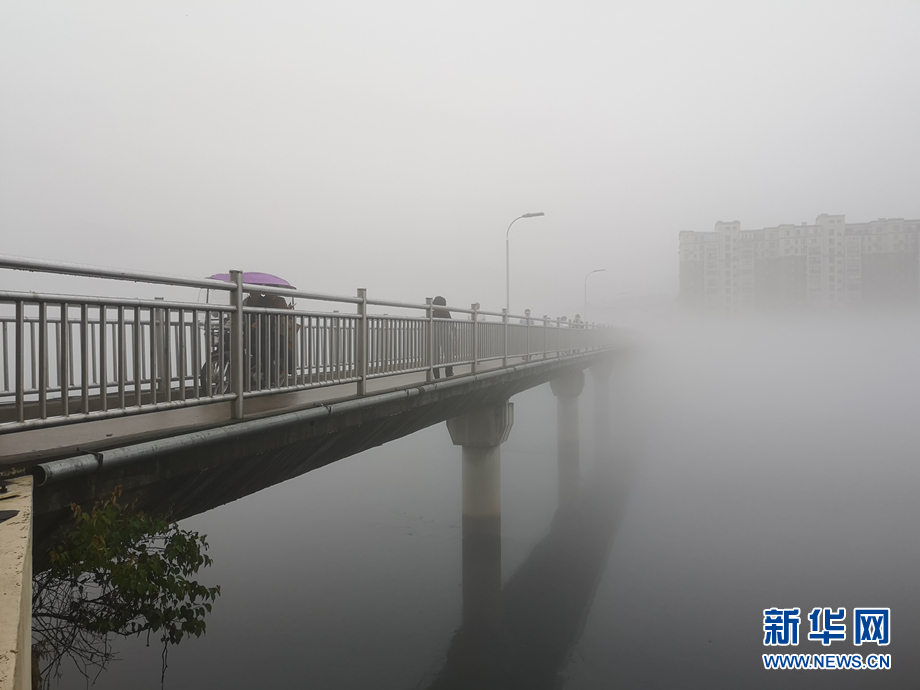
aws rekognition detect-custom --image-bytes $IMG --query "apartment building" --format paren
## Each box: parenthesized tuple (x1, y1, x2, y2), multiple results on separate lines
(679, 215, 920, 312)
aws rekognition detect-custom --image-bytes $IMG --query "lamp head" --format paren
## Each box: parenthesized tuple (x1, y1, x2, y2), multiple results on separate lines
(522, 212, 545, 218)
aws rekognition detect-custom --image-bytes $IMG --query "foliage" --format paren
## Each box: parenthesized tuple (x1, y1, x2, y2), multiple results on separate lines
(32, 487, 220, 687)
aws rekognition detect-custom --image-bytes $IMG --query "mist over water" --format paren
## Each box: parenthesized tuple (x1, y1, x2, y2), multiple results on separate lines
(566, 315, 920, 688)
(42, 313, 920, 689)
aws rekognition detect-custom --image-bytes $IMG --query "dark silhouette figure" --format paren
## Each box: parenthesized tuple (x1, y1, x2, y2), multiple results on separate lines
(432, 295, 454, 379)
(243, 291, 295, 387)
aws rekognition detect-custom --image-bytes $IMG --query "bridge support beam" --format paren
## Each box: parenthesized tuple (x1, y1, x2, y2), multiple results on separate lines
(551, 370, 585, 508)
(447, 402, 513, 629)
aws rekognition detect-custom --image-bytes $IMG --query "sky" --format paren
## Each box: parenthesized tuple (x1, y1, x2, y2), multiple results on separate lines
(2, 1, 918, 318)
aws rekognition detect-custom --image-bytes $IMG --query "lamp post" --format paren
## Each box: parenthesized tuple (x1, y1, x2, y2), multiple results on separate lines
(583, 269, 606, 322)
(506, 212, 545, 313)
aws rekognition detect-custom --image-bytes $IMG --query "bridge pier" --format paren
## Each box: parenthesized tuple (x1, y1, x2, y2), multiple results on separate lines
(446, 402, 513, 629)
(551, 370, 585, 509)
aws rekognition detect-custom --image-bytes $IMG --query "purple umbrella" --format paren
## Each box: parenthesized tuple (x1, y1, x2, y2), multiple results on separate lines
(207, 272, 296, 289)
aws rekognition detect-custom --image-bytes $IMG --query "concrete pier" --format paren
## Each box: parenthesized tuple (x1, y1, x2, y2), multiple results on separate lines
(0, 476, 33, 690)
(550, 370, 585, 508)
(448, 403, 513, 521)
(443, 403, 513, 687)
(447, 403, 513, 628)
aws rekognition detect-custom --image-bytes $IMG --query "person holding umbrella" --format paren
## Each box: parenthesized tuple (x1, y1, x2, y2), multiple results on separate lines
(432, 295, 454, 379)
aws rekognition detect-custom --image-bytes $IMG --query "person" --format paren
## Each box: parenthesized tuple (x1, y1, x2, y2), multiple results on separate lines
(243, 291, 289, 310)
(431, 295, 454, 379)
(558, 315, 572, 354)
(519, 309, 536, 360)
(244, 291, 295, 387)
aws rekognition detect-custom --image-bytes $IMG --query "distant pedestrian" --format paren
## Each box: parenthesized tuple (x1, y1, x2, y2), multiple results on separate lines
(432, 295, 454, 379)
(559, 316, 572, 353)
(520, 309, 536, 361)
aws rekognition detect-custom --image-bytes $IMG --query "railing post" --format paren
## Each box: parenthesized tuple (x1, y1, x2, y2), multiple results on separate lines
(502, 308, 508, 368)
(471, 302, 479, 374)
(80, 304, 89, 413)
(154, 297, 169, 399)
(543, 315, 548, 360)
(15, 300, 24, 423)
(60, 302, 69, 416)
(426, 297, 434, 382)
(356, 288, 367, 395)
(230, 269, 245, 419)
(38, 302, 47, 419)
(525, 310, 530, 361)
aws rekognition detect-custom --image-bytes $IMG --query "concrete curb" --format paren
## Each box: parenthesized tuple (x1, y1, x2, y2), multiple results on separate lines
(0, 475, 32, 690)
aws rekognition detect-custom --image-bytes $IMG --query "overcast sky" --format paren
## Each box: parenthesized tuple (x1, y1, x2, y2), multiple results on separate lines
(1, 1, 918, 317)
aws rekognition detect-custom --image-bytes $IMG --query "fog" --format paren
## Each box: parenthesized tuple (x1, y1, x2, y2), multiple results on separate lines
(5, 3, 920, 688)
(2, 2, 919, 315)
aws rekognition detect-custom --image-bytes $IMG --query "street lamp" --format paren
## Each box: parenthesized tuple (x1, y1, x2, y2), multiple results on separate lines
(583, 269, 606, 322)
(506, 212, 545, 313)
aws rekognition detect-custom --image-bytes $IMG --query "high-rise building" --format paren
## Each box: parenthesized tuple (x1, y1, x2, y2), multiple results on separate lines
(679, 215, 920, 312)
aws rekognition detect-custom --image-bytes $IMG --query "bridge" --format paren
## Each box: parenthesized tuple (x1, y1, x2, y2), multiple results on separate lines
(0, 254, 627, 689)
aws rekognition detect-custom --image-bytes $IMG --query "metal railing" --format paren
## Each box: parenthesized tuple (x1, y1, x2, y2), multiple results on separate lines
(0, 255, 616, 433)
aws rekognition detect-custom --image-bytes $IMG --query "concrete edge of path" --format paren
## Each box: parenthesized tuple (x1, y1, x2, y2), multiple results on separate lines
(0, 475, 33, 690)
